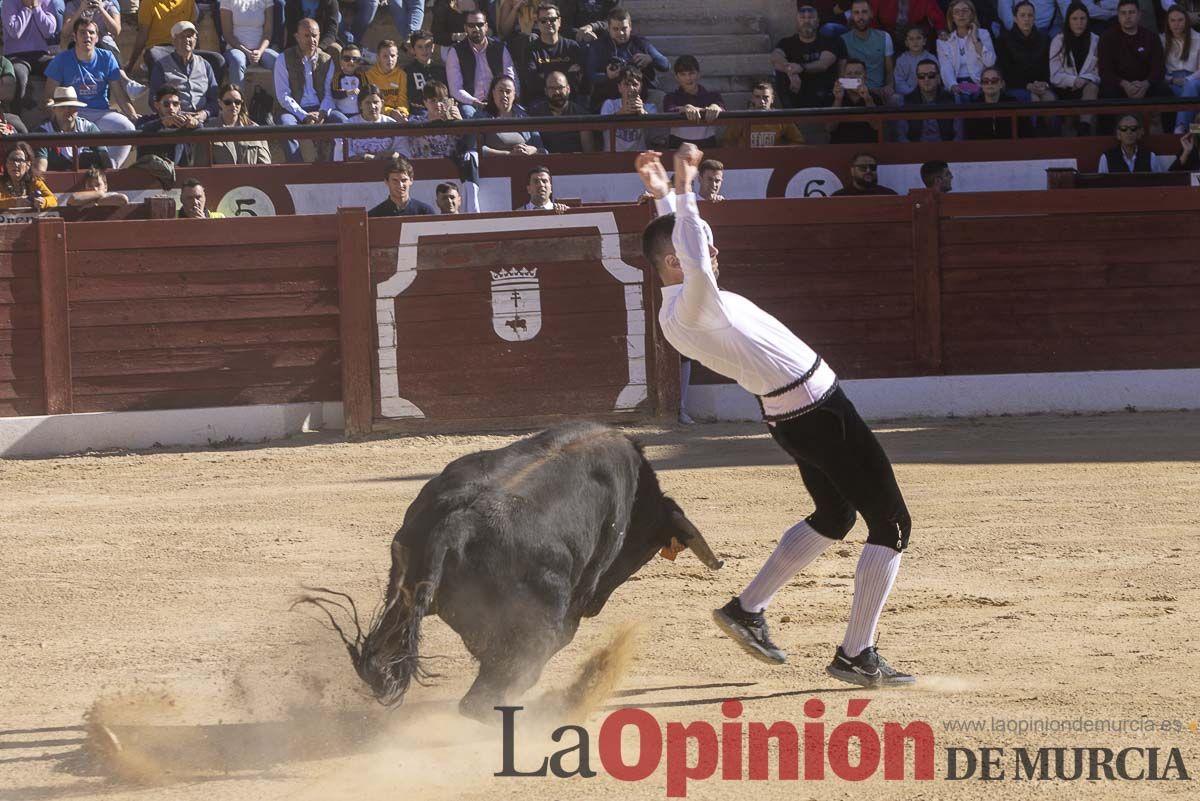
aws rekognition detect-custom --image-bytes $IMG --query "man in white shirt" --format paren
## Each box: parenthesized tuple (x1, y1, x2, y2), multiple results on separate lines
(518, 166, 569, 212)
(443, 9, 517, 117)
(636, 145, 915, 688)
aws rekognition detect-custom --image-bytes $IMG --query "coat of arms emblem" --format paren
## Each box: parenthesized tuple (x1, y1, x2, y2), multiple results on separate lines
(490, 267, 541, 341)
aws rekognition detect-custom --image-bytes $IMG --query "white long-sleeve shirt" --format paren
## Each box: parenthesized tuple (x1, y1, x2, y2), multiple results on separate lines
(936, 29, 997, 86)
(1049, 32, 1101, 88)
(273, 51, 321, 117)
(1163, 30, 1200, 79)
(443, 42, 517, 108)
(654, 192, 837, 418)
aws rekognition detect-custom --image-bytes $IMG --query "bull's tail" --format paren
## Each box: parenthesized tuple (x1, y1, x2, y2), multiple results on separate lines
(358, 513, 466, 707)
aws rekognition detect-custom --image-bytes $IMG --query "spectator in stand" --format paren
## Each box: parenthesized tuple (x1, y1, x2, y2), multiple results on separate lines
(147, 22, 221, 123)
(897, 57, 963, 141)
(562, 0, 622, 43)
(829, 58, 883, 142)
(0, 56, 26, 132)
(1050, 1, 1101, 133)
(220, 0, 278, 87)
(365, 39, 409, 119)
(1097, 113, 1166, 170)
(274, 18, 349, 162)
(324, 41, 366, 120)
(998, 0, 1058, 36)
(1099, 0, 1170, 112)
(137, 84, 194, 166)
(478, 74, 546, 155)
(178, 177, 225, 218)
(35, 86, 113, 173)
(129, 0, 225, 79)
(938, 0, 997, 100)
(1170, 130, 1197, 169)
(600, 63, 660, 150)
(831, 152, 898, 194)
(586, 8, 668, 111)
(718, 81, 806, 146)
(920, 159, 953, 191)
(842, 0, 895, 102)
(0, 143, 58, 211)
(65, 167, 128, 208)
(368, 155, 437, 217)
(697, 158, 724, 201)
(396, 81, 482, 212)
(662, 55, 724, 148)
(964, 65, 1015, 138)
(1162, 0, 1200, 31)
(435, 181, 462, 213)
(335, 84, 407, 161)
(1162, 5, 1200, 133)
(771, 3, 843, 115)
(871, 0, 945, 38)
(45, 18, 138, 168)
(62, 0, 122, 56)
(199, 82, 271, 164)
(2, 0, 58, 111)
(429, 0, 465, 47)
(529, 70, 597, 152)
(1068, 0, 1118, 35)
(525, 2, 584, 105)
(496, 0, 552, 71)
(894, 24, 938, 98)
(445, 9, 518, 117)
(401, 30, 448, 114)
(518, 165, 569, 211)
(998, 1, 1056, 103)
(283, 0, 340, 52)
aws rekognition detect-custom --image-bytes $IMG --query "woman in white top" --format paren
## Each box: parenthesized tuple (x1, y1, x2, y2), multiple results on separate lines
(1050, 2, 1100, 133)
(220, 0, 279, 87)
(1162, 5, 1200, 133)
(335, 84, 406, 162)
(937, 0, 997, 101)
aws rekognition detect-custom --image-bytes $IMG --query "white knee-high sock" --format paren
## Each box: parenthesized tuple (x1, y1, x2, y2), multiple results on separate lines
(841, 544, 902, 657)
(679, 359, 692, 414)
(738, 521, 833, 612)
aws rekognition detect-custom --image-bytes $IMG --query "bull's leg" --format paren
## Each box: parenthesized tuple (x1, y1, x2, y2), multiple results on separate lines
(459, 629, 563, 722)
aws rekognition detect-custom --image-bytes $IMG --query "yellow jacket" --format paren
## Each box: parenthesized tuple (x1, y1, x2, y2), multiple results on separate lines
(0, 176, 59, 210)
(366, 64, 408, 117)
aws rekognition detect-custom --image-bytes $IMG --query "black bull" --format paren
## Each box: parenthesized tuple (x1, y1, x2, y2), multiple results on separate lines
(299, 422, 723, 719)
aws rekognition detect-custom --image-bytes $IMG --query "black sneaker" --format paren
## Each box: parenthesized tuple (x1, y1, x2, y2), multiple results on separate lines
(826, 645, 916, 687)
(711, 597, 786, 665)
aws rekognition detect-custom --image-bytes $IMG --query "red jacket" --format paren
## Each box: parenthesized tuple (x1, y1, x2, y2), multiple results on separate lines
(870, 0, 946, 35)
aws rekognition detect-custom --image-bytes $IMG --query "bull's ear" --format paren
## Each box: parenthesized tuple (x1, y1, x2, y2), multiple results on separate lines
(670, 509, 724, 570)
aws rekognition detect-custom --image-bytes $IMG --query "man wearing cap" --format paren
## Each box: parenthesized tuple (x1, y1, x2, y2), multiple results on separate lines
(34, 86, 114, 174)
(147, 20, 220, 125)
(126, 0, 196, 75)
(44, 18, 138, 168)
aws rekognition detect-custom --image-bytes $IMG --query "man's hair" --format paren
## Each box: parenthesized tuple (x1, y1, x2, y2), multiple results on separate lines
(179, 177, 204, 191)
(919, 160, 949, 186)
(154, 84, 182, 103)
(752, 80, 773, 93)
(916, 57, 939, 71)
(851, 151, 878, 164)
(617, 64, 643, 86)
(544, 69, 569, 86)
(385, 155, 415, 179)
(902, 23, 928, 40)
(83, 166, 106, 188)
(538, 2, 560, 16)
(464, 9, 487, 23)
(527, 165, 552, 182)
(608, 8, 632, 23)
(436, 181, 459, 195)
(341, 41, 362, 53)
(795, 1, 818, 13)
(73, 16, 99, 34)
(377, 38, 399, 51)
(641, 214, 676, 277)
(673, 54, 700, 74)
(408, 30, 433, 47)
(1117, 0, 1139, 8)
(842, 58, 866, 72)
(850, 0, 871, 7)
(422, 80, 450, 100)
(699, 158, 724, 175)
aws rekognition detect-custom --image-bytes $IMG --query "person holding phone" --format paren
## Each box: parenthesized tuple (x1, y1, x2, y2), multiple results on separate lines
(937, 0, 996, 100)
(62, 0, 122, 55)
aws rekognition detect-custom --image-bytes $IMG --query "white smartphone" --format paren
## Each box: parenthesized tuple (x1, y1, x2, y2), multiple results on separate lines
(838, 77, 862, 90)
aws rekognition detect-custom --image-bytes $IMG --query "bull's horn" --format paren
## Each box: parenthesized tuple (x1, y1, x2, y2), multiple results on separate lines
(670, 509, 724, 570)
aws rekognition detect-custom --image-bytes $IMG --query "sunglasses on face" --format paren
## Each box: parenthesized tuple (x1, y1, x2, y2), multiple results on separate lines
(222, 97, 243, 106)
(342, 55, 361, 62)
(1118, 125, 1140, 132)
(539, 15, 559, 22)
(466, 21, 486, 28)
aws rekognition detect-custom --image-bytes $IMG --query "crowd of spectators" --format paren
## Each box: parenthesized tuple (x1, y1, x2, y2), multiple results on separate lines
(0, 0, 1197, 214)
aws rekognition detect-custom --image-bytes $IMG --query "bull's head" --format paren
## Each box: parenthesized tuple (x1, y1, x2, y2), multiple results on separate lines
(659, 501, 724, 570)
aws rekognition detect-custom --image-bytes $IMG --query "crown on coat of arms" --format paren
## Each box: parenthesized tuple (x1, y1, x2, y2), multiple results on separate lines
(490, 267, 539, 284)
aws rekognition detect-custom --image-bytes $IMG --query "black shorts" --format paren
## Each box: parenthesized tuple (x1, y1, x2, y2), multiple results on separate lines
(768, 387, 911, 552)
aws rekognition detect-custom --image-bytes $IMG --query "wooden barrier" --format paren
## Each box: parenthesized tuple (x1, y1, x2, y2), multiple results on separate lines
(3, 185, 1200, 434)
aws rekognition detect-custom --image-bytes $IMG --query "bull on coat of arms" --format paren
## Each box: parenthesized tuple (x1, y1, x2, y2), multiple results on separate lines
(490, 267, 541, 341)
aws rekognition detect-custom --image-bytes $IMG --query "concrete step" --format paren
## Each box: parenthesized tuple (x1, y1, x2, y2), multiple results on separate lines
(648, 33, 772, 56)
(634, 14, 769, 36)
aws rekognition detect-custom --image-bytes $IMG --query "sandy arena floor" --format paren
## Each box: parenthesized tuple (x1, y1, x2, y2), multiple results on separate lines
(1, 411, 1198, 800)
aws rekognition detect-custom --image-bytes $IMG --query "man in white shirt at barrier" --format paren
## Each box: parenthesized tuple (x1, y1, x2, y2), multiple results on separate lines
(635, 145, 916, 688)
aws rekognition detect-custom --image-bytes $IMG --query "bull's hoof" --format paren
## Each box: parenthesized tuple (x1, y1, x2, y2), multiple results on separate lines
(458, 694, 499, 724)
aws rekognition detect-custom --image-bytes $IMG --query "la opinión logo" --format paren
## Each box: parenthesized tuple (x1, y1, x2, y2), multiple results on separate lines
(495, 698, 935, 797)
